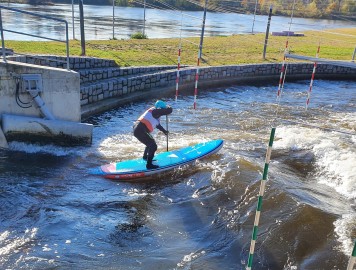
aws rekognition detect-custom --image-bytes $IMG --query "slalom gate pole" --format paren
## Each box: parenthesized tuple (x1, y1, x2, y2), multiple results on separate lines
(193, 54, 201, 110)
(277, 40, 289, 100)
(175, 12, 183, 101)
(246, 127, 276, 270)
(306, 44, 320, 109)
(276, 0, 295, 100)
(347, 240, 356, 270)
(175, 43, 182, 101)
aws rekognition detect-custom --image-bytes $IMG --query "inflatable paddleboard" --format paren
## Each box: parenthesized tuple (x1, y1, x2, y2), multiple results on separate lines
(89, 139, 223, 180)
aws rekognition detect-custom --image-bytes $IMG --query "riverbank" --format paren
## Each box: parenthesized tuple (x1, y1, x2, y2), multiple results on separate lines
(5, 28, 356, 67)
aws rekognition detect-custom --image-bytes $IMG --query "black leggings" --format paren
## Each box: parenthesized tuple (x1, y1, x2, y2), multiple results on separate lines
(133, 122, 157, 163)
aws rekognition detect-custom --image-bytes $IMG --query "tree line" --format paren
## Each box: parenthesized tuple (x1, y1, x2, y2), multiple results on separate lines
(3, 0, 356, 19)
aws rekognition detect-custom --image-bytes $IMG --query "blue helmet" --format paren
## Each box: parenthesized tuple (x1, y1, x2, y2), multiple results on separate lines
(155, 100, 167, 109)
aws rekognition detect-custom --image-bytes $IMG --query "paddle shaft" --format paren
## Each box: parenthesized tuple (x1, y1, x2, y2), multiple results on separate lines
(166, 115, 169, 151)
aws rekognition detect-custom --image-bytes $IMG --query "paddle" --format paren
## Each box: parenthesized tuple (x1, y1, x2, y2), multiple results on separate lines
(166, 115, 169, 151)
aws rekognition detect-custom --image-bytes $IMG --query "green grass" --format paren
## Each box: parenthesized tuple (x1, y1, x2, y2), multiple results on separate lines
(5, 28, 356, 67)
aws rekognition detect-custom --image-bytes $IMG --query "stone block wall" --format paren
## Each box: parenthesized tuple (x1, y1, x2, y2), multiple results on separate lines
(80, 63, 356, 106)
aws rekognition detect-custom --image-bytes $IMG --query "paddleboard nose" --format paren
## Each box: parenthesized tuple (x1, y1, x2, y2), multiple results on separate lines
(88, 167, 105, 175)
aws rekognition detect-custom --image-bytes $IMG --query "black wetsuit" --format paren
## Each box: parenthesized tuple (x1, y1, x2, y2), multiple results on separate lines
(133, 107, 173, 168)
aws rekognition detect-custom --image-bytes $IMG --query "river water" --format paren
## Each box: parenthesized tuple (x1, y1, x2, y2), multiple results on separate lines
(0, 79, 355, 269)
(1, 3, 356, 41)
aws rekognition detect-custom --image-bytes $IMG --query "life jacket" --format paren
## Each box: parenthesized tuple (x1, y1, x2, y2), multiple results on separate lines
(138, 107, 160, 132)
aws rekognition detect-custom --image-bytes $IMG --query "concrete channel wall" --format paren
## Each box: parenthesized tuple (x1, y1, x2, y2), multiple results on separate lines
(0, 60, 81, 121)
(7, 55, 356, 120)
(0, 59, 93, 147)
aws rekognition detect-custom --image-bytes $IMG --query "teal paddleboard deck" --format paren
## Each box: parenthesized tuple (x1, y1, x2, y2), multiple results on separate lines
(89, 139, 223, 180)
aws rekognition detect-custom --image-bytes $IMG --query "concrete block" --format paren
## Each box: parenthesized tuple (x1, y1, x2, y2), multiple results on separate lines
(2, 114, 93, 146)
(0, 123, 8, 148)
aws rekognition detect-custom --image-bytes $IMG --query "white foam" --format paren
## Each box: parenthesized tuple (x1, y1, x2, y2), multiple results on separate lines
(274, 125, 356, 200)
(0, 228, 37, 257)
(334, 213, 356, 256)
(8, 141, 87, 157)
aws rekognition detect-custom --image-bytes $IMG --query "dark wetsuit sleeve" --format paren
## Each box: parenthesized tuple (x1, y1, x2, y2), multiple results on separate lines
(152, 107, 173, 119)
(156, 124, 166, 133)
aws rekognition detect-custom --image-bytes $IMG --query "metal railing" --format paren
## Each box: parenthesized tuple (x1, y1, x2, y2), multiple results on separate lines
(0, 5, 70, 70)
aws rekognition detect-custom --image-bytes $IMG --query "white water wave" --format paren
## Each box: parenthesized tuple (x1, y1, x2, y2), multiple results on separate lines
(274, 126, 356, 200)
(334, 213, 356, 256)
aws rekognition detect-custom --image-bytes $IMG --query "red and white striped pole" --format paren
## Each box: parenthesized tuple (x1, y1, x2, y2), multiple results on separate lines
(306, 44, 320, 109)
(193, 50, 201, 109)
(277, 40, 289, 99)
(175, 44, 182, 101)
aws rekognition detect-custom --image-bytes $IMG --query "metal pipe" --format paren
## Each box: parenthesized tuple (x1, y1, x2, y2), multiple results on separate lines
(0, 5, 68, 23)
(352, 47, 356, 62)
(28, 92, 55, 120)
(2, 29, 65, 42)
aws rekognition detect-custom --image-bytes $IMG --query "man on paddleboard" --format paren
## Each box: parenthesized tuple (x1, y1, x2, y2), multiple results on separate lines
(133, 100, 173, 169)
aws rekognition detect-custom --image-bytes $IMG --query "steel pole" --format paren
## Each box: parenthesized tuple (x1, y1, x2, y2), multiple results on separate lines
(65, 21, 70, 70)
(262, 5, 272, 60)
(79, 0, 85, 56)
(71, 0, 75, 39)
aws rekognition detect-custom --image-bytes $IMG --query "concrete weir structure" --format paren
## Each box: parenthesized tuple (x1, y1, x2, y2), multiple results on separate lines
(0, 60, 93, 148)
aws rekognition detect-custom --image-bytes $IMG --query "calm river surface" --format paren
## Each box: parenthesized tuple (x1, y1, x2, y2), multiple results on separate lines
(1, 3, 356, 40)
(0, 79, 355, 269)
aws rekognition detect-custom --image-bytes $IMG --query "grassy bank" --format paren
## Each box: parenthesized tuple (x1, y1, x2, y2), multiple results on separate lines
(5, 28, 356, 67)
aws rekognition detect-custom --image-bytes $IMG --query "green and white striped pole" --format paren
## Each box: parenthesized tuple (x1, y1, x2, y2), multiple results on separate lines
(246, 127, 276, 270)
(347, 240, 356, 270)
